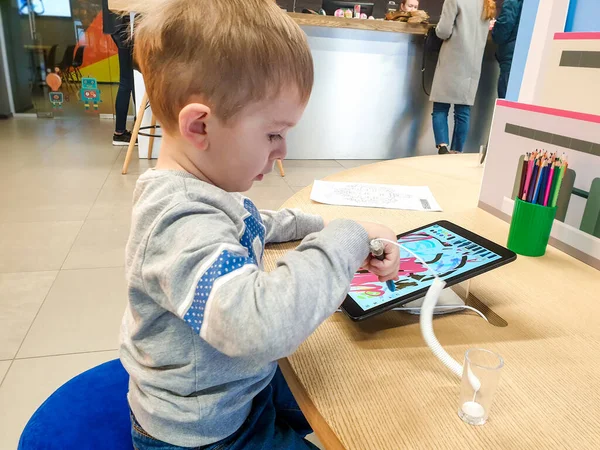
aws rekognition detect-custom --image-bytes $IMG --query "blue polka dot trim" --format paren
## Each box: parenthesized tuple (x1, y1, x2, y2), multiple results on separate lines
(183, 199, 265, 334)
(183, 250, 251, 333)
(241, 199, 265, 263)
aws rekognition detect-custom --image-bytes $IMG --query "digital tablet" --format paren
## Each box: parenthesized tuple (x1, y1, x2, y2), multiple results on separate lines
(341, 220, 516, 321)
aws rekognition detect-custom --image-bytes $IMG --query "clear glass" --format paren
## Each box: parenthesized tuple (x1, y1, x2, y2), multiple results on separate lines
(457, 348, 504, 425)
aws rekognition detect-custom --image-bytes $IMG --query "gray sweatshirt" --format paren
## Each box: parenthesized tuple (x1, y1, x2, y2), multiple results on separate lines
(120, 170, 370, 447)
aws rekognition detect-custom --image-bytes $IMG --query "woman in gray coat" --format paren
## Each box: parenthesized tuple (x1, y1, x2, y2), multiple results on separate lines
(430, 0, 496, 154)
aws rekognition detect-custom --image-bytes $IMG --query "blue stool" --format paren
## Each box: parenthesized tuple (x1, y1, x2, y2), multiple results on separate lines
(18, 359, 132, 450)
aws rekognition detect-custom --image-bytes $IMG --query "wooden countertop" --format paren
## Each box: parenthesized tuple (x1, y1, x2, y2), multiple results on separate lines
(107, 0, 128, 11)
(288, 13, 429, 35)
(264, 154, 600, 449)
(107, 2, 428, 35)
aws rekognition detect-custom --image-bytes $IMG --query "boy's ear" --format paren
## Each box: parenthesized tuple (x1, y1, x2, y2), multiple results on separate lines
(179, 103, 211, 151)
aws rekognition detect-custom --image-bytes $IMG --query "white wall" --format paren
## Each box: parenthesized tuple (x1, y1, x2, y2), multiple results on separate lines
(537, 36, 600, 116)
(518, 0, 570, 104)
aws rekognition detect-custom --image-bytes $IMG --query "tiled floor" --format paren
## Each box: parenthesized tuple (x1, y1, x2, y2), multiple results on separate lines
(0, 117, 379, 450)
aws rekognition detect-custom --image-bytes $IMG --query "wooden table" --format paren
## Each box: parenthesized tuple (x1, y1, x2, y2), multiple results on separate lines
(263, 155, 600, 449)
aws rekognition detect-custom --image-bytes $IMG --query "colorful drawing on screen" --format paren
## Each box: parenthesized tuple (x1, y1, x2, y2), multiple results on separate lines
(349, 224, 502, 311)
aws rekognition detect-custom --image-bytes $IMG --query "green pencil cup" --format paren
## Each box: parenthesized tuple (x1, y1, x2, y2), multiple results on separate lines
(507, 198, 557, 257)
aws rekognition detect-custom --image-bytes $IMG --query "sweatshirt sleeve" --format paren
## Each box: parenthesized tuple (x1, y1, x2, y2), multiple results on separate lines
(141, 201, 369, 363)
(259, 209, 324, 243)
(436, 0, 459, 40)
(492, 0, 520, 45)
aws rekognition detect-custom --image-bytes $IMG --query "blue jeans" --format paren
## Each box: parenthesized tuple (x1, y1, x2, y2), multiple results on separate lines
(130, 368, 318, 450)
(432, 102, 471, 153)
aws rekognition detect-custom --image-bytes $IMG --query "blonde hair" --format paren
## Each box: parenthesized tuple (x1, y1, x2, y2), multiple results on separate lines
(483, 0, 496, 20)
(129, 0, 314, 133)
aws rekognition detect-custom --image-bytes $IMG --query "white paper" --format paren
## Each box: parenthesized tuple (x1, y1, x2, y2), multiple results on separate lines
(310, 180, 442, 211)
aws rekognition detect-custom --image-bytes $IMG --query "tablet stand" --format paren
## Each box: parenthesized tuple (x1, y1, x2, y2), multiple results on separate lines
(394, 280, 471, 316)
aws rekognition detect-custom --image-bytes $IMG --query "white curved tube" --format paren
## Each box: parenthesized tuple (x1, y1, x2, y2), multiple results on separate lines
(419, 277, 482, 391)
(373, 238, 481, 391)
(419, 277, 464, 378)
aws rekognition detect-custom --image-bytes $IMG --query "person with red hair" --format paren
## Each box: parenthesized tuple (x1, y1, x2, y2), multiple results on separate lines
(430, 0, 496, 154)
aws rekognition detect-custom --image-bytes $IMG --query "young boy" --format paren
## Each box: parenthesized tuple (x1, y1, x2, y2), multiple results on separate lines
(120, 1, 400, 448)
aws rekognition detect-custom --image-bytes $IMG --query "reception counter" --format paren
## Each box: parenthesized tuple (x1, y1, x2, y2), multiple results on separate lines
(287, 12, 429, 34)
(116, 3, 499, 160)
(285, 21, 498, 159)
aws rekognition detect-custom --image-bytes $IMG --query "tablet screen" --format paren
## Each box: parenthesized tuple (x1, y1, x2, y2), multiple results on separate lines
(348, 223, 502, 311)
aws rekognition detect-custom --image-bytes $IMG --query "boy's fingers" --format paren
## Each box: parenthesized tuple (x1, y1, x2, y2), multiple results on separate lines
(367, 261, 398, 279)
(370, 256, 399, 268)
(369, 259, 386, 269)
(379, 275, 396, 282)
(367, 266, 387, 277)
(383, 243, 400, 257)
(378, 270, 399, 282)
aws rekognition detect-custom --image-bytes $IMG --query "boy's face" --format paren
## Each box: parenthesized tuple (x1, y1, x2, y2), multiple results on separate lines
(184, 89, 306, 193)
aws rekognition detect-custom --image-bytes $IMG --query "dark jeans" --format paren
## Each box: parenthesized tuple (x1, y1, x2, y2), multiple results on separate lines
(432, 102, 471, 153)
(111, 33, 134, 133)
(130, 367, 318, 450)
(497, 61, 512, 99)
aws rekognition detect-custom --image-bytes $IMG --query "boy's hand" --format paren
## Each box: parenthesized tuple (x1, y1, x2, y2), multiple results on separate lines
(357, 222, 400, 282)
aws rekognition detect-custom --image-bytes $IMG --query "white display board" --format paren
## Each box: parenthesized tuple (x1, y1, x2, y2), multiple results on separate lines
(479, 100, 600, 267)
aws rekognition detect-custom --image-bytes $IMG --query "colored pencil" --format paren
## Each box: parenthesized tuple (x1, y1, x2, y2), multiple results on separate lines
(532, 162, 547, 205)
(550, 161, 566, 207)
(540, 163, 550, 205)
(526, 159, 540, 203)
(515, 150, 568, 207)
(536, 163, 548, 205)
(548, 160, 561, 207)
(543, 162, 555, 206)
(518, 154, 529, 199)
(521, 153, 536, 200)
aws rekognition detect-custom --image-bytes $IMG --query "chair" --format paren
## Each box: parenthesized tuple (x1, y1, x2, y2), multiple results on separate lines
(72, 46, 86, 81)
(56, 45, 76, 84)
(277, 160, 285, 177)
(18, 359, 131, 450)
(122, 92, 156, 174)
